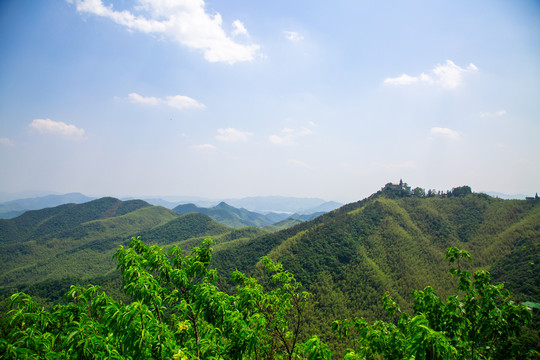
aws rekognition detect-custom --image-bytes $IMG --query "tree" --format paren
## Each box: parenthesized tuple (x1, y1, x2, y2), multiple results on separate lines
(1, 239, 535, 359)
(332, 247, 535, 359)
(451, 185, 472, 197)
(413, 187, 426, 198)
(0, 237, 318, 360)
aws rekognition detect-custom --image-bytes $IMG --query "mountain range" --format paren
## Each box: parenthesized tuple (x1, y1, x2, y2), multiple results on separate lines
(172, 201, 324, 229)
(0, 193, 341, 219)
(0, 197, 270, 289)
(0, 192, 95, 219)
(0, 185, 538, 352)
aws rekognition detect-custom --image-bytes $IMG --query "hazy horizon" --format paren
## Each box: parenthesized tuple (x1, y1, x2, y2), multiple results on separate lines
(1, 1, 539, 204)
(0, 187, 532, 205)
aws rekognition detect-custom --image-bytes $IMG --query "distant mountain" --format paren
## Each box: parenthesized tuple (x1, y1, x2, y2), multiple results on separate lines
(289, 211, 326, 221)
(481, 191, 528, 200)
(120, 196, 220, 208)
(0, 192, 95, 219)
(131, 198, 181, 209)
(105, 195, 345, 214)
(0, 191, 59, 203)
(298, 201, 342, 214)
(222, 196, 342, 214)
(173, 202, 289, 228)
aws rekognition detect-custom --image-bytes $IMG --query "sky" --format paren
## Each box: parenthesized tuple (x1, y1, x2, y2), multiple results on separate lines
(0, 0, 539, 203)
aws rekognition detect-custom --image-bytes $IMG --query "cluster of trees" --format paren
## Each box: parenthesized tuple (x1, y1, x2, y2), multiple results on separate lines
(413, 186, 473, 199)
(381, 180, 473, 200)
(1, 237, 536, 359)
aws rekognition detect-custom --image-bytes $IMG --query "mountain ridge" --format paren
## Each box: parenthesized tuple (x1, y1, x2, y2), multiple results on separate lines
(173, 202, 290, 228)
(0, 196, 273, 289)
(0, 192, 95, 219)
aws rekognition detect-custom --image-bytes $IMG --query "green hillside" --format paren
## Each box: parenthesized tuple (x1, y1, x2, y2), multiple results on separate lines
(0, 205, 178, 286)
(0, 198, 263, 292)
(1, 189, 538, 356)
(0, 197, 150, 244)
(210, 189, 540, 346)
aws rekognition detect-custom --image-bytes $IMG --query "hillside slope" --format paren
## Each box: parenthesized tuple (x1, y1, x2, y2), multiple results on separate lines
(211, 190, 540, 343)
(0, 197, 150, 244)
(0, 198, 265, 289)
(0, 189, 538, 355)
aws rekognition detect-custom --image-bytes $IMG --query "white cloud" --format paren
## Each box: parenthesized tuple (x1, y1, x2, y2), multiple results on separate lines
(384, 73, 432, 86)
(165, 95, 205, 110)
(384, 60, 478, 89)
(29, 118, 85, 137)
(215, 128, 252, 142)
(128, 93, 205, 110)
(480, 110, 507, 118)
(192, 143, 216, 150)
(232, 20, 248, 36)
(69, 0, 260, 64)
(128, 92, 161, 106)
(288, 159, 312, 169)
(284, 31, 304, 42)
(430, 127, 460, 140)
(269, 126, 313, 146)
(0, 137, 15, 147)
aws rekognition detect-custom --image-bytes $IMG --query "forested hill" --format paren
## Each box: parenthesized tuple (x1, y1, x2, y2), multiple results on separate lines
(0, 197, 150, 244)
(0, 188, 539, 356)
(0, 198, 268, 290)
(211, 187, 540, 339)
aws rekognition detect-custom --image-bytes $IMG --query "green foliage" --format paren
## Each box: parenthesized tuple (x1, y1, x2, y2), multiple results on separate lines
(491, 234, 540, 301)
(0, 237, 317, 360)
(209, 192, 538, 356)
(0, 203, 259, 291)
(451, 185, 472, 197)
(1, 191, 539, 358)
(333, 247, 535, 360)
(135, 212, 231, 245)
(0, 198, 150, 245)
(0, 240, 536, 359)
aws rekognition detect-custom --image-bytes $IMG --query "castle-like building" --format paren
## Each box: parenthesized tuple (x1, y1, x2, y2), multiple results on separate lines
(383, 179, 411, 193)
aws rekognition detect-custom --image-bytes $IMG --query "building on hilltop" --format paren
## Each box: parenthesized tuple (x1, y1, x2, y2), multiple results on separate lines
(383, 179, 411, 193)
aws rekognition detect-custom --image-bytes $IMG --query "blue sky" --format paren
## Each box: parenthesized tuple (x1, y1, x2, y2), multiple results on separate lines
(0, 0, 539, 203)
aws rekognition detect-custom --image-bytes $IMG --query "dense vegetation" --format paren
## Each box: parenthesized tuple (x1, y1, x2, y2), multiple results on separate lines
(0, 199, 266, 290)
(0, 238, 536, 359)
(0, 186, 538, 357)
(209, 187, 540, 354)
